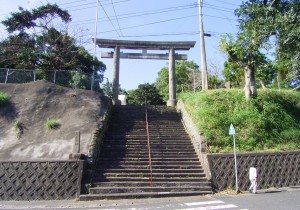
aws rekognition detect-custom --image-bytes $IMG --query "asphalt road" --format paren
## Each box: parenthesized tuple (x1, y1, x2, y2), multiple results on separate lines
(215, 187, 300, 210)
(0, 187, 299, 210)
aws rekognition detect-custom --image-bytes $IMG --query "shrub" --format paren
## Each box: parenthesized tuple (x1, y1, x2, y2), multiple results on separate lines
(0, 92, 9, 107)
(13, 120, 23, 139)
(45, 118, 61, 130)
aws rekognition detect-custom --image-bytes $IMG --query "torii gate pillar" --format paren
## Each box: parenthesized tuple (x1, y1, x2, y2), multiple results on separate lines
(96, 39, 196, 106)
(167, 48, 176, 106)
(112, 46, 120, 106)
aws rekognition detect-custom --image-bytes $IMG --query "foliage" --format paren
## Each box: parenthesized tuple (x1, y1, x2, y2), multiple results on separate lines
(179, 89, 300, 153)
(220, 0, 300, 97)
(127, 83, 164, 105)
(0, 4, 106, 91)
(13, 120, 23, 139)
(222, 61, 244, 88)
(208, 74, 224, 89)
(2, 4, 71, 33)
(0, 33, 37, 69)
(45, 118, 61, 130)
(156, 60, 199, 101)
(0, 92, 9, 107)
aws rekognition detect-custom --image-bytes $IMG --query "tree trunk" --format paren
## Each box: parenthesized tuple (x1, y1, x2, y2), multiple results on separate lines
(259, 80, 267, 89)
(244, 65, 257, 99)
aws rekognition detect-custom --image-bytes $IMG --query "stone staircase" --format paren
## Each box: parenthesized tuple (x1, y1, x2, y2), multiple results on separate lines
(79, 105, 212, 200)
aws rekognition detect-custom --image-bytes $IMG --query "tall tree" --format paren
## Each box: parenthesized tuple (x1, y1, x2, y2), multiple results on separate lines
(156, 61, 199, 101)
(222, 0, 300, 97)
(0, 4, 106, 90)
(2, 4, 71, 33)
(127, 83, 164, 105)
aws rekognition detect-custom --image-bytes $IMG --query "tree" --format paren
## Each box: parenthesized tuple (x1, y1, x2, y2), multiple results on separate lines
(208, 61, 224, 89)
(222, 61, 244, 88)
(0, 4, 106, 90)
(222, 0, 300, 97)
(2, 4, 71, 33)
(156, 61, 199, 101)
(127, 83, 164, 106)
(0, 33, 37, 69)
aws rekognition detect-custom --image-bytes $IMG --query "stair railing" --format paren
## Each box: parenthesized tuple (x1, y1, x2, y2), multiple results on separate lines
(145, 98, 153, 188)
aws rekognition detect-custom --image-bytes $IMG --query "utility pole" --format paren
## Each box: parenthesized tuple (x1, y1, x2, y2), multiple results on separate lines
(198, 0, 208, 90)
(91, 0, 100, 91)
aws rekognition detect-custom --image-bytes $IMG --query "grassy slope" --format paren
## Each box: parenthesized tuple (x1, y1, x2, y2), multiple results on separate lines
(179, 89, 300, 153)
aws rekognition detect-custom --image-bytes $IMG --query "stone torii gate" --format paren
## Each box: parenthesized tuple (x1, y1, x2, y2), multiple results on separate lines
(95, 38, 195, 106)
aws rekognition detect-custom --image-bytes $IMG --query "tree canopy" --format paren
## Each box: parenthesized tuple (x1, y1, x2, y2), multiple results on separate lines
(0, 4, 106, 91)
(127, 83, 164, 106)
(156, 61, 200, 101)
(220, 0, 300, 98)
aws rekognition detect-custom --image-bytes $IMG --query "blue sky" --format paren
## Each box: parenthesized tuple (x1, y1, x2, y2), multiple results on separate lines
(0, 0, 243, 90)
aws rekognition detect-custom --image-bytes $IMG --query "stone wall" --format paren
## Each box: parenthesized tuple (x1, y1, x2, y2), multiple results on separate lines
(177, 100, 211, 180)
(0, 160, 84, 200)
(208, 151, 300, 191)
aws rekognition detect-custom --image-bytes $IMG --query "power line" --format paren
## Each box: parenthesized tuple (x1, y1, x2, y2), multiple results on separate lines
(110, 0, 123, 36)
(98, 14, 199, 35)
(69, 3, 198, 26)
(69, 11, 237, 28)
(122, 31, 200, 37)
(99, 1, 121, 36)
(209, 0, 241, 7)
(68, 0, 131, 12)
(203, 3, 235, 13)
(59, 0, 89, 6)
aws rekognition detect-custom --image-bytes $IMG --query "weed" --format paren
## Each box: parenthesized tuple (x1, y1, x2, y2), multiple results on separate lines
(214, 187, 240, 195)
(45, 118, 61, 130)
(13, 120, 23, 139)
(0, 92, 9, 107)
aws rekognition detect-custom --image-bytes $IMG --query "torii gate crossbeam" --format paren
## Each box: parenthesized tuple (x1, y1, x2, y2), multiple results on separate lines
(95, 38, 196, 106)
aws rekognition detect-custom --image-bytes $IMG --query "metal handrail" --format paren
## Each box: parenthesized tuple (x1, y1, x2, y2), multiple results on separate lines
(145, 99, 153, 188)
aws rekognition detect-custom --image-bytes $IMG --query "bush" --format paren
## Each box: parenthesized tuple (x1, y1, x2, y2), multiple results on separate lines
(179, 89, 300, 153)
(0, 92, 9, 107)
(13, 120, 23, 139)
(45, 118, 61, 130)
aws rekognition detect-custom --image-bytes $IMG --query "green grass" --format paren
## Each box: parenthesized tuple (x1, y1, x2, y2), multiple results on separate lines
(0, 92, 9, 107)
(13, 120, 23, 139)
(179, 89, 300, 153)
(45, 118, 61, 130)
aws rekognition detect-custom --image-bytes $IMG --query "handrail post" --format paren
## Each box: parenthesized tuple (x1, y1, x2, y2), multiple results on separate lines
(145, 98, 153, 188)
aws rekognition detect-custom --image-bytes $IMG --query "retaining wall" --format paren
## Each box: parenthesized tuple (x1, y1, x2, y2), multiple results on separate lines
(208, 151, 300, 191)
(0, 160, 84, 200)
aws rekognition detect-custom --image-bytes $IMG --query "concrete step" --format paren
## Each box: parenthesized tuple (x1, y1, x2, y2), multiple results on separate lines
(98, 157, 200, 161)
(104, 134, 190, 139)
(95, 168, 204, 174)
(102, 144, 194, 149)
(79, 190, 212, 201)
(94, 172, 206, 178)
(96, 160, 202, 166)
(89, 185, 212, 194)
(103, 140, 193, 145)
(102, 139, 192, 144)
(93, 164, 202, 170)
(90, 176, 209, 183)
(101, 145, 194, 150)
(100, 153, 198, 159)
(106, 131, 189, 136)
(100, 148, 197, 153)
(91, 181, 211, 188)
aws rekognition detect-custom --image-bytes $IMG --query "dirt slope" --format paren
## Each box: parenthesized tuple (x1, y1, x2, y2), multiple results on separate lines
(0, 81, 110, 160)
